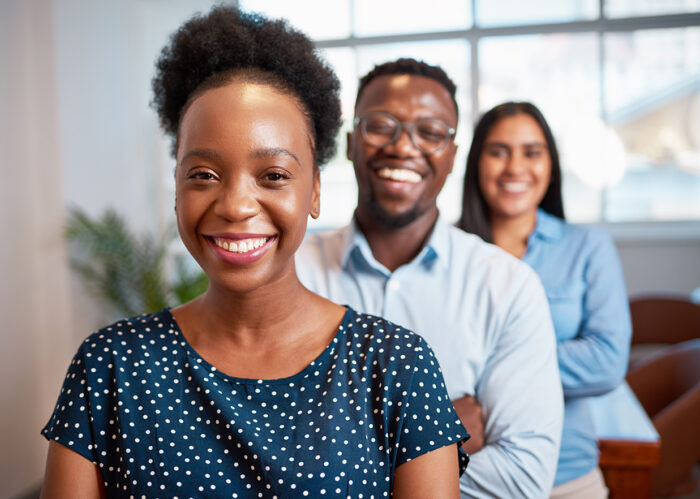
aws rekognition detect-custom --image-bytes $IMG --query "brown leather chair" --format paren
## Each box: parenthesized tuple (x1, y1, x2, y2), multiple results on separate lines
(626, 295, 700, 496)
(629, 295, 700, 346)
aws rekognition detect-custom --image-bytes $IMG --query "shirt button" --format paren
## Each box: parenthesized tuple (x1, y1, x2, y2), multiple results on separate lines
(388, 279, 401, 291)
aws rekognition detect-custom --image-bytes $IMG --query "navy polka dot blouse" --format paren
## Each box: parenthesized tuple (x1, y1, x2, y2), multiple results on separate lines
(43, 307, 468, 497)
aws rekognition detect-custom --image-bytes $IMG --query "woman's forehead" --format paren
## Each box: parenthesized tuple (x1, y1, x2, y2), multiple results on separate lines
(177, 82, 315, 164)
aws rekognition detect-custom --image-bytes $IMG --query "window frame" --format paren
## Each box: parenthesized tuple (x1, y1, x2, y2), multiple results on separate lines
(310, 3, 700, 229)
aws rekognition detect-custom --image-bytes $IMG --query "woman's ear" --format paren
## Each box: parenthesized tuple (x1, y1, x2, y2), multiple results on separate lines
(346, 131, 354, 162)
(310, 168, 321, 219)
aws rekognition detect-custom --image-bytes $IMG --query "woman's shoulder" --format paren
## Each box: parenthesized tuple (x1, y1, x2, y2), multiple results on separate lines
(538, 211, 613, 250)
(78, 308, 178, 356)
(344, 307, 425, 341)
(342, 307, 435, 365)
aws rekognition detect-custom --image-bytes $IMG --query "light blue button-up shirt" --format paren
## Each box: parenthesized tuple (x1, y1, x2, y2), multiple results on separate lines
(523, 209, 632, 486)
(296, 216, 564, 499)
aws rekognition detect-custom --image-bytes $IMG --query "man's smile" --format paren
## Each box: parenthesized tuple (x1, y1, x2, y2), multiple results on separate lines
(376, 167, 422, 184)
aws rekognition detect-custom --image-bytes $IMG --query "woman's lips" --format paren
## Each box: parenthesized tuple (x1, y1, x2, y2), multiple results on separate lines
(205, 235, 276, 265)
(499, 181, 529, 193)
(212, 236, 270, 253)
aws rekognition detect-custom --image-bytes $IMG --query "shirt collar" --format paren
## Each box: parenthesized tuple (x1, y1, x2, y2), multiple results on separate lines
(340, 214, 451, 272)
(530, 208, 564, 243)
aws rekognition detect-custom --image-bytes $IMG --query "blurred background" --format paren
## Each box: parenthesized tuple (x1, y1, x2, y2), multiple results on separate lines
(1, 0, 699, 496)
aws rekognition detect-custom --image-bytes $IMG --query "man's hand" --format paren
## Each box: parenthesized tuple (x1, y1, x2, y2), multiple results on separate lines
(452, 395, 485, 454)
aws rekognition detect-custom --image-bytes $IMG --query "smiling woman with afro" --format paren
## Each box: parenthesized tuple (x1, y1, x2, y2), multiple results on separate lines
(39, 6, 468, 498)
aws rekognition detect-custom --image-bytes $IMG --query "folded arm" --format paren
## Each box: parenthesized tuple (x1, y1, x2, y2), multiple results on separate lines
(557, 232, 632, 398)
(461, 271, 564, 498)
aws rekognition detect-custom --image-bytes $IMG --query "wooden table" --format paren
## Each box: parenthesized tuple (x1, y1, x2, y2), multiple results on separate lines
(589, 382, 661, 499)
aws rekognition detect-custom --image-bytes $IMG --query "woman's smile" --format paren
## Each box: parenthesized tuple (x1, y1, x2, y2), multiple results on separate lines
(210, 235, 273, 254)
(206, 234, 276, 265)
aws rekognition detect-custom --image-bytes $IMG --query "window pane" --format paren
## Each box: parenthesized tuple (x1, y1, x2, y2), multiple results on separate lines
(479, 33, 602, 222)
(353, 0, 471, 37)
(604, 27, 700, 221)
(476, 0, 598, 27)
(605, 0, 700, 18)
(239, 0, 351, 40)
(309, 47, 358, 231)
(357, 40, 471, 223)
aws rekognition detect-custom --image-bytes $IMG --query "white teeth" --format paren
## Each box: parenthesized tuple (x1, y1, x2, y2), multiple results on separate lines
(213, 237, 269, 253)
(501, 182, 528, 193)
(376, 167, 421, 184)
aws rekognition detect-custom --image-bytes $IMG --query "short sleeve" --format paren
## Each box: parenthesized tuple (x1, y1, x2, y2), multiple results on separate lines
(394, 337, 469, 475)
(41, 346, 96, 463)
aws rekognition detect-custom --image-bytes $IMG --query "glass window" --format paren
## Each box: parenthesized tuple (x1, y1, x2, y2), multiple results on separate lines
(309, 47, 359, 231)
(155, 1, 700, 226)
(353, 0, 471, 37)
(603, 27, 700, 221)
(239, 0, 351, 40)
(476, 0, 598, 27)
(605, 0, 700, 18)
(479, 33, 603, 222)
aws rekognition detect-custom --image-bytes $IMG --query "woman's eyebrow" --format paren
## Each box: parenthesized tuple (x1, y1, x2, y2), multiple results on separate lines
(251, 147, 301, 166)
(180, 148, 223, 162)
(180, 147, 301, 166)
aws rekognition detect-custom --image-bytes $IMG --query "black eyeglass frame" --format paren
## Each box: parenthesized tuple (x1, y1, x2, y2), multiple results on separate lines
(353, 111, 457, 155)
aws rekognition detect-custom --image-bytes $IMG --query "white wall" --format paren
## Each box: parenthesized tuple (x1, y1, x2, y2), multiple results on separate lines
(0, 1, 75, 497)
(617, 238, 700, 297)
(0, 2, 221, 494)
(603, 222, 700, 297)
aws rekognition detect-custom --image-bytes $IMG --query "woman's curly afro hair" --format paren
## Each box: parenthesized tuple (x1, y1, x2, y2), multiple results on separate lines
(151, 6, 341, 167)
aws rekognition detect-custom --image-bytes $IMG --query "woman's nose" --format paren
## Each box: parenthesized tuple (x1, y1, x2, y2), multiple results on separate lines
(504, 152, 525, 173)
(214, 180, 260, 221)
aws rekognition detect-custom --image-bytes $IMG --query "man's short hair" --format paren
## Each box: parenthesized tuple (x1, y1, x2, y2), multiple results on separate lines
(356, 58, 458, 117)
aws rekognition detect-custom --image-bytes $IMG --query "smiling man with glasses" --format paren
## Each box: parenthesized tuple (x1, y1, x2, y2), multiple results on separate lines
(296, 58, 563, 498)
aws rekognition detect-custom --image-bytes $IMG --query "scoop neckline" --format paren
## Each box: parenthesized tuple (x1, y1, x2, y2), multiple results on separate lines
(161, 306, 352, 385)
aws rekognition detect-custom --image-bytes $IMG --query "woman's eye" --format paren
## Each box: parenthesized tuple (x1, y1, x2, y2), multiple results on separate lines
(525, 149, 543, 158)
(188, 170, 217, 181)
(262, 170, 291, 183)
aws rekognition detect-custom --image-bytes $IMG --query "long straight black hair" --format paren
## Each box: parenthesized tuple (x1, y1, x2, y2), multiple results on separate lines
(457, 101, 565, 243)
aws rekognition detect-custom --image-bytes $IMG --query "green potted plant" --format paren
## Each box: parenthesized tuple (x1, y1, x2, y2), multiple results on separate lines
(65, 207, 208, 319)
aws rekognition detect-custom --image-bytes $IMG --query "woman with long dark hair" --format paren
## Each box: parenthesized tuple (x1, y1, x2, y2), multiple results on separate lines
(459, 102, 631, 498)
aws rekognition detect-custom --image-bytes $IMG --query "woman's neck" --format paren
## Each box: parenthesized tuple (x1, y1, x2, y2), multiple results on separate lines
(171, 266, 345, 379)
(190, 269, 312, 342)
(490, 210, 538, 259)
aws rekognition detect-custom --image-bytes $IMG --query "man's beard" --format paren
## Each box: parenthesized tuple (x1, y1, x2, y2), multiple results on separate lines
(367, 190, 423, 229)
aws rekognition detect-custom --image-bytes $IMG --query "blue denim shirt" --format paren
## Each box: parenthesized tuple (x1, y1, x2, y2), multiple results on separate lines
(523, 209, 632, 486)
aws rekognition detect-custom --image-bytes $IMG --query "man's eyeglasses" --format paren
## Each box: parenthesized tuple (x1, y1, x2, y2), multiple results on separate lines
(354, 111, 456, 155)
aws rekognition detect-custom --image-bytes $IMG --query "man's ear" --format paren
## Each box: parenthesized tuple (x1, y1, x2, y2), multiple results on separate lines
(310, 168, 321, 219)
(346, 131, 354, 162)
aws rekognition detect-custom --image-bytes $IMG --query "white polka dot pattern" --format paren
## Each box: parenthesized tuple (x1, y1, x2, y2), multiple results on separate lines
(42, 307, 468, 497)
